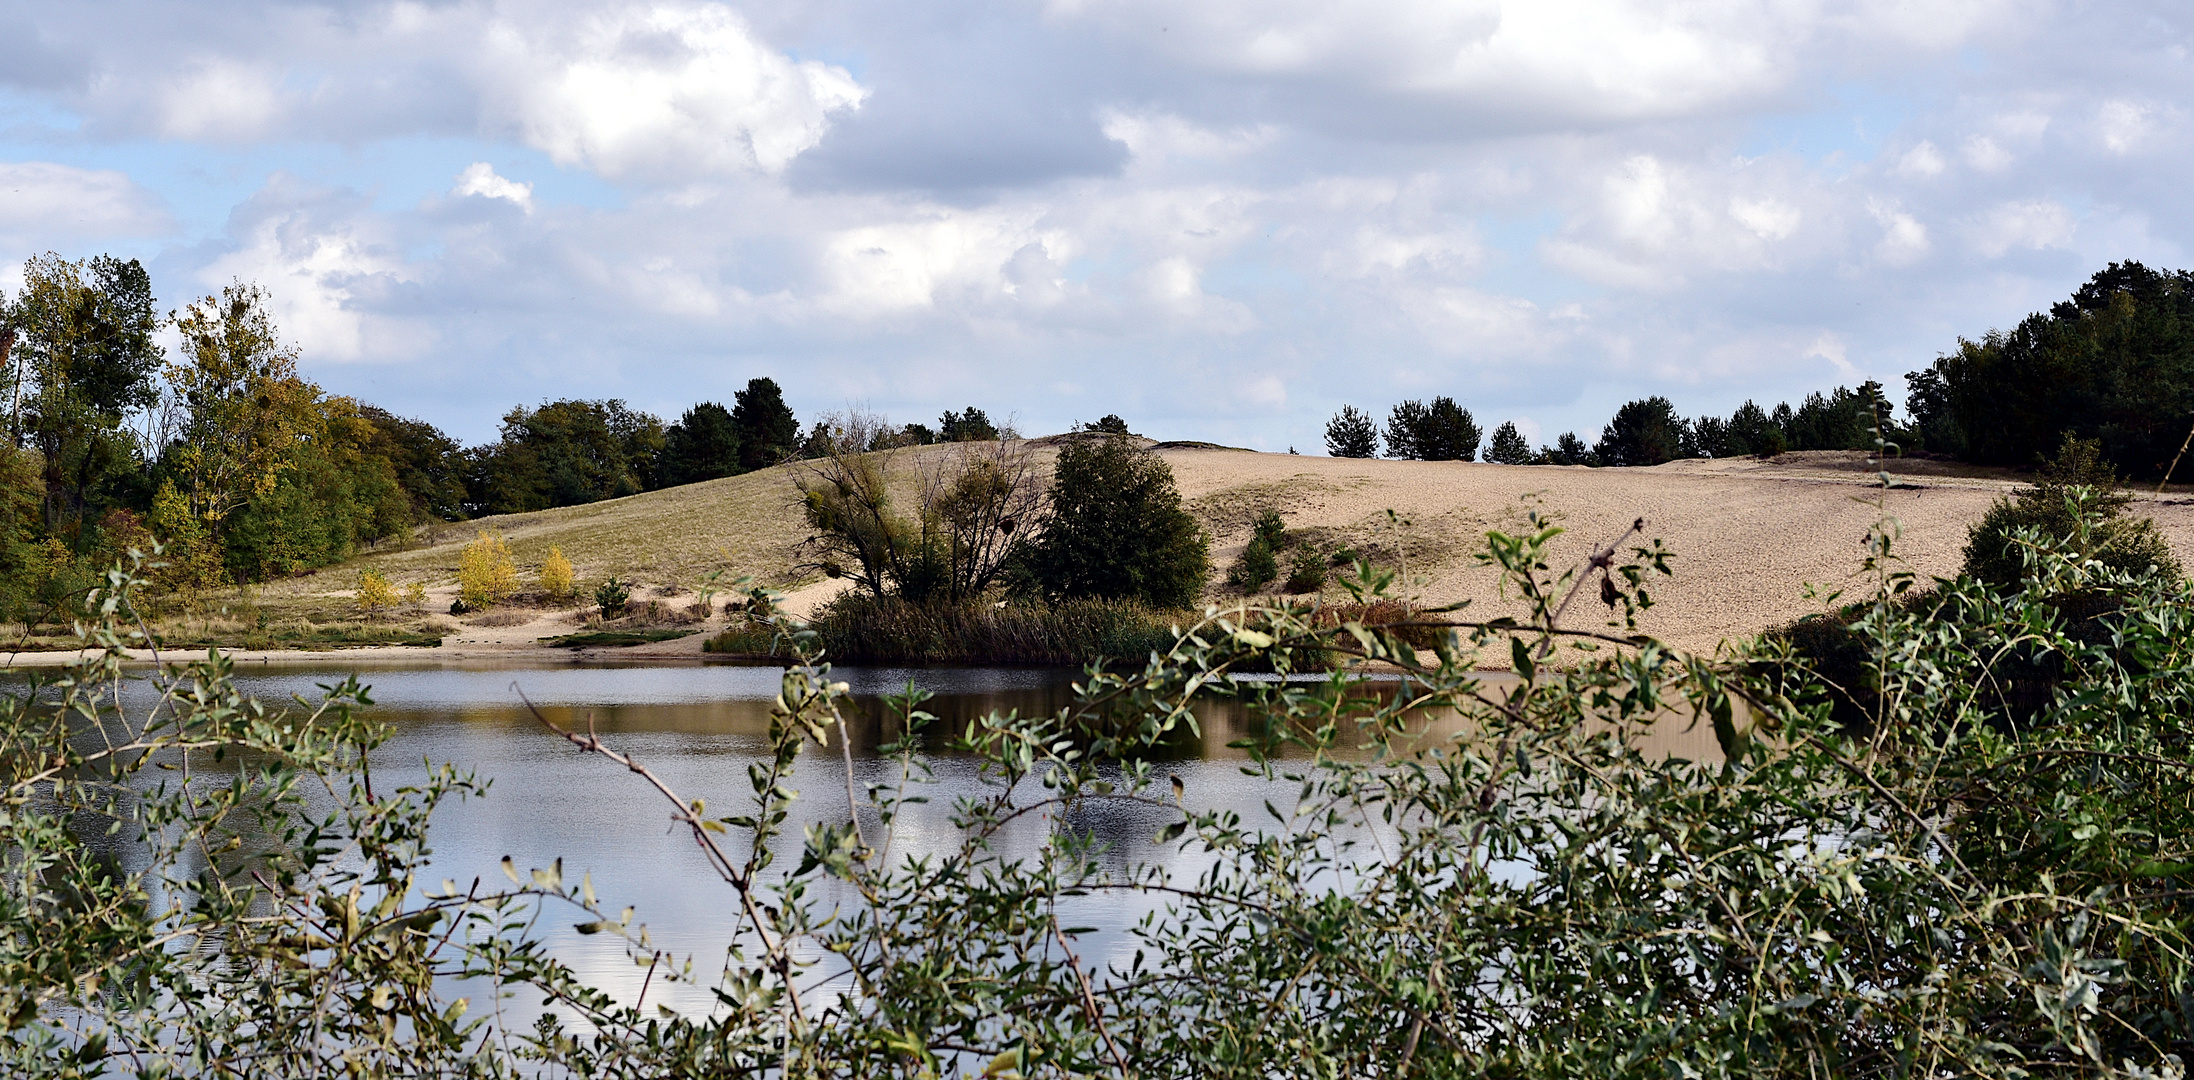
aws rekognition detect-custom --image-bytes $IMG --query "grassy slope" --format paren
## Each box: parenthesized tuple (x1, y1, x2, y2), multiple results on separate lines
(239, 444, 2194, 654)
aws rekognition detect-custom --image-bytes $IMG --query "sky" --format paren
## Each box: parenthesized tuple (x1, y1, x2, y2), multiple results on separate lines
(0, 0, 2187, 449)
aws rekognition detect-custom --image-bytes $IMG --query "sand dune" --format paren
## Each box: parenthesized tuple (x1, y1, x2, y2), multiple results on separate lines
(250, 443, 2194, 658)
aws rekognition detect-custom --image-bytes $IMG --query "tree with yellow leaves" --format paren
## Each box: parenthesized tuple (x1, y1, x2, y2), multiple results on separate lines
(457, 531, 518, 609)
(538, 546, 575, 601)
(165, 282, 324, 529)
(355, 569, 396, 614)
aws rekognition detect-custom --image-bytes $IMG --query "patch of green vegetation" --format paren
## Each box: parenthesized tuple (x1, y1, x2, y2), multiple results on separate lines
(710, 594, 1180, 666)
(540, 628, 695, 648)
(166, 623, 445, 651)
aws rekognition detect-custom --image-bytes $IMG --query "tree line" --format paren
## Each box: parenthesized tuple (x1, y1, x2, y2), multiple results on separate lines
(1329, 261, 2194, 477)
(0, 251, 1041, 616)
(1330, 381, 1915, 467)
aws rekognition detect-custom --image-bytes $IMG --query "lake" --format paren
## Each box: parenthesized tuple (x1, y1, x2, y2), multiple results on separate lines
(19, 658, 1723, 1020)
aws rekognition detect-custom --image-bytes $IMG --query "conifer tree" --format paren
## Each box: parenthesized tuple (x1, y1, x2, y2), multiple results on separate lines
(1486, 421, 1533, 464)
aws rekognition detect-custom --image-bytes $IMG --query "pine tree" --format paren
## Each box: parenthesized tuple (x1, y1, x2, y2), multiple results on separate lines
(1485, 421, 1533, 464)
(732, 378, 799, 471)
(1324, 406, 1378, 458)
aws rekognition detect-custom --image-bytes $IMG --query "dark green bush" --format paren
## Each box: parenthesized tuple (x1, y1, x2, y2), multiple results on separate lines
(1324, 406, 1379, 458)
(1025, 434, 1209, 607)
(1285, 546, 1327, 593)
(1227, 537, 1278, 592)
(1485, 421, 1533, 464)
(784, 592, 1177, 665)
(594, 575, 631, 618)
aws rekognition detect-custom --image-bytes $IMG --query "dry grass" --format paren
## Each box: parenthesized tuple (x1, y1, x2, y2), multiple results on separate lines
(463, 609, 537, 628)
(182, 440, 2194, 655)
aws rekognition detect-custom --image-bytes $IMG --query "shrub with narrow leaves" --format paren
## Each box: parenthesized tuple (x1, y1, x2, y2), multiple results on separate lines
(12, 487, 2194, 1079)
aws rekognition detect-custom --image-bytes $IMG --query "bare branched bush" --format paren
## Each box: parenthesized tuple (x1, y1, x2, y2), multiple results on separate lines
(797, 408, 1043, 605)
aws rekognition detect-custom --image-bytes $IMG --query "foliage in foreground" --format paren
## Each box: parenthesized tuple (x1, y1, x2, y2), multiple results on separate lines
(1964, 433, 2182, 591)
(7, 489, 2194, 1077)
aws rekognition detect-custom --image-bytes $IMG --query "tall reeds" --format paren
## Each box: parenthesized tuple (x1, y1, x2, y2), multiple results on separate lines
(705, 593, 1179, 665)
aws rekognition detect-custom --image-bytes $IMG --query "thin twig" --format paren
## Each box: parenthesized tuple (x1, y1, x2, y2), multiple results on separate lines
(2157, 415, 2194, 495)
(1541, 517, 1645, 657)
(1053, 923, 1133, 1076)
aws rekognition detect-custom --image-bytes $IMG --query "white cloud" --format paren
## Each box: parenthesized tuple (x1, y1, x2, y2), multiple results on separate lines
(1730, 197, 1801, 241)
(1806, 333, 1856, 379)
(1325, 224, 1485, 280)
(198, 180, 427, 363)
(1868, 199, 1929, 266)
(480, 3, 868, 178)
(2098, 100, 2152, 154)
(818, 212, 1050, 315)
(152, 58, 287, 142)
(1962, 135, 2012, 172)
(1540, 154, 1819, 288)
(0, 161, 170, 247)
(1969, 199, 2075, 257)
(1892, 141, 1946, 178)
(64, 1, 866, 181)
(1050, 0, 2015, 130)
(452, 163, 534, 210)
(1099, 111, 1279, 169)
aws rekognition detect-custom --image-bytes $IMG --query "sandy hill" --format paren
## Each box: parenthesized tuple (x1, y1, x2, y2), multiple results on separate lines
(265, 444, 2194, 656)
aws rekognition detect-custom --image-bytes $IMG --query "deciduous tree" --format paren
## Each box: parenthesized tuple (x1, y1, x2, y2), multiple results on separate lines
(1025, 433, 1208, 607)
(6, 253, 162, 535)
(165, 282, 323, 529)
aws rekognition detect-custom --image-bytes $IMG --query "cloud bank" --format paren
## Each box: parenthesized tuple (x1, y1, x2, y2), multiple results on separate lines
(0, 0, 2186, 447)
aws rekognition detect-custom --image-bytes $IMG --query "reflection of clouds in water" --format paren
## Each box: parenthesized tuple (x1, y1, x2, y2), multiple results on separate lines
(31, 660, 1720, 1024)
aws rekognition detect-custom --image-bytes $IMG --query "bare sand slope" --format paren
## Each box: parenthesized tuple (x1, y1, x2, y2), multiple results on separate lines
(1165, 449, 2153, 654)
(236, 444, 2194, 659)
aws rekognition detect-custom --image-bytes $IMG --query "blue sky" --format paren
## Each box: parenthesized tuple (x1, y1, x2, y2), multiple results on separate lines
(1, 0, 2188, 447)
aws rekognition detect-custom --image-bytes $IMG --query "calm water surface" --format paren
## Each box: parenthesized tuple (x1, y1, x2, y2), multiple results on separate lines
(23, 660, 1721, 1018)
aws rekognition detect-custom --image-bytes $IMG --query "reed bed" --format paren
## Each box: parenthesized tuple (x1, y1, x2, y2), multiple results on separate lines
(706, 594, 1181, 666)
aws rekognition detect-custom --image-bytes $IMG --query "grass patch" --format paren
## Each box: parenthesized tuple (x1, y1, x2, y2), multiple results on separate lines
(163, 621, 446, 651)
(540, 629, 696, 649)
(707, 594, 1181, 666)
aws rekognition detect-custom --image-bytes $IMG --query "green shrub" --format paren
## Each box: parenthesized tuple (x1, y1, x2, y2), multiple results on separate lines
(594, 575, 632, 618)
(1285, 546, 1327, 593)
(1025, 434, 1209, 607)
(769, 592, 1178, 665)
(1962, 434, 2182, 591)
(1227, 537, 1278, 592)
(19, 501, 2194, 1078)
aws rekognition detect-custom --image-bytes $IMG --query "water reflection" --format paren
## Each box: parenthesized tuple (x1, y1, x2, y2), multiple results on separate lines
(7, 660, 1725, 1019)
